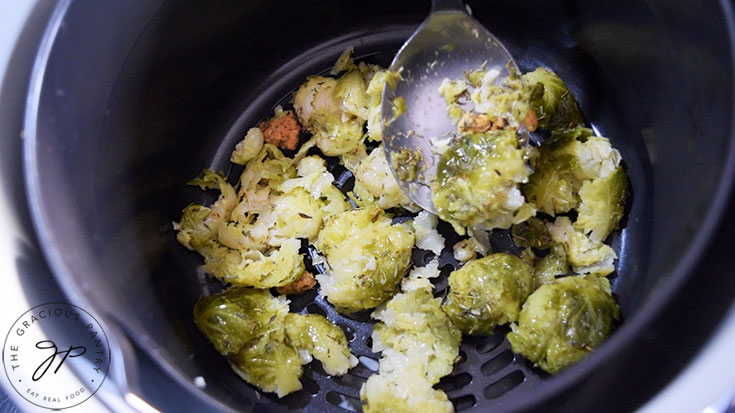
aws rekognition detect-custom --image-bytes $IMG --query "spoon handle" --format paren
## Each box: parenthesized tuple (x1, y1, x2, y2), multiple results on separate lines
(431, 0, 466, 13)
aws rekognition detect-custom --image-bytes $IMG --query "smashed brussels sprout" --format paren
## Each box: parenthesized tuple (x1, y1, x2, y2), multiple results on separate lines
(443, 253, 534, 335)
(194, 287, 288, 356)
(196, 237, 305, 288)
(555, 127, 622, 181)
(194, 288, 296, 397)
(293, 75, 365, 156)
(175, 166, 306, 288)
(293, 48, 374, 156)
(361, 277, 460, 413)
(523, 125, 623, 216)
(548, 216, 617, 276)
(507, 275, 619, 374)
(433, 129, 536, 234)
(194, 288, 355, 397)
(371, 284, 461, 382)
(315, 207, 415, 313)
(232, 340, 303, 398)
(522, 67, 584, 132)
(574, 166, 628, 243)
(522, 146, 581, 216)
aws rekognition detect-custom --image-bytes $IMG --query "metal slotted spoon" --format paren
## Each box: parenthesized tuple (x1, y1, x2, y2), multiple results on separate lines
(381, 0, 522, 213)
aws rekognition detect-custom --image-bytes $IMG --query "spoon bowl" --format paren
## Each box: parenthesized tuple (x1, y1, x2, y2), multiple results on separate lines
(381, 1, 521, 213)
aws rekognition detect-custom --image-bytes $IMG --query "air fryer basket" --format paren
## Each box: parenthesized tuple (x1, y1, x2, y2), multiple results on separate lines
(23, 0, 735, 412)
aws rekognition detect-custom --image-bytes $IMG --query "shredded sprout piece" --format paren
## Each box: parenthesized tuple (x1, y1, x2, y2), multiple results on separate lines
(574, 135, 622, 180)
(365, 70, 402, 141)
(452, 239, 477, 263)
(533, 243, 569, 286)
(467, 65, 529, 130)
(331, 47, 357, 75)
(413, 211, 446, 256)
(390, 96, 407, 124)
(402, 259, 440, 292)
(360, 362, 454, 413)
(548, 216, 617, 276)
(430, 136, 453, 155)
(197, 237, 306, 288)
(284, 313, 358, 376)
(438, 78, 469, 104)
(352, 145, 415, 210)
(231, 127, 265, 165)
(391, 148, 423, 182)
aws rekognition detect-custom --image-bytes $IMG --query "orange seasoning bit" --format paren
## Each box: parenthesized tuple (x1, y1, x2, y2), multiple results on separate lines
(259, 110, 301, 151)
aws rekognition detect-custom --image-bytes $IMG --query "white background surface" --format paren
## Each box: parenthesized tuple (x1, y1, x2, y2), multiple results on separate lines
(0, 2, 733, 413)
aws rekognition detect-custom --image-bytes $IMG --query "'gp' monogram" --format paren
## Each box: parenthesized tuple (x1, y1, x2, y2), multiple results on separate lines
(32, 340, 87, 381)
